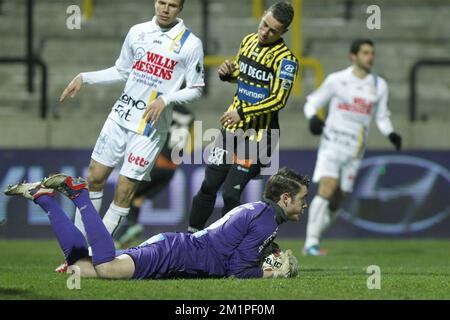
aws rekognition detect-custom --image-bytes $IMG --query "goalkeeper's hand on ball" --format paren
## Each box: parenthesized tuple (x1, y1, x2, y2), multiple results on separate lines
(262, 249, 299, 278)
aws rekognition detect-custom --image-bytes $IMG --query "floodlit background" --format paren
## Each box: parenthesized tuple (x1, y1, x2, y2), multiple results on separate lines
(0, 0, 449, 301)
(0, 0, 449, 254)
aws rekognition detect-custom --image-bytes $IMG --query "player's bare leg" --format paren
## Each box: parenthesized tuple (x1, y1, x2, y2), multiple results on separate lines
(317, 177, 339, 198)
(319, 189, 348, 237)
(113, 175, 139, 207)
(329, 189, 348, 213)
(304, 177, 338, 255)
(87, 159, 114, 193)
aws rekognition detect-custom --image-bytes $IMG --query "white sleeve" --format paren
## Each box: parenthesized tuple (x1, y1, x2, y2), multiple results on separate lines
(375, 80, 394, 136)
(304, 75, 334, 119)
(81, 66, 125, 84)
(184, 40, 205, 88)
(159, 40, 204, 106)
(81, 28, 134, 84)
(160, 87, 202, 106)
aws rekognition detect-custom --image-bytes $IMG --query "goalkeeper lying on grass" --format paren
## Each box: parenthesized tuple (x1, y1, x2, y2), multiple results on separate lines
(4, 167, 308, 280)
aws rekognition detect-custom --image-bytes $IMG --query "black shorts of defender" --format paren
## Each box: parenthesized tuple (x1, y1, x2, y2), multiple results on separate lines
(188, 129, 277, 231)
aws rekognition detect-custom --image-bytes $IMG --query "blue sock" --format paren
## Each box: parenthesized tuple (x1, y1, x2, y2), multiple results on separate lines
(71, 189, 115, 266)
(35, 195, 89, 265)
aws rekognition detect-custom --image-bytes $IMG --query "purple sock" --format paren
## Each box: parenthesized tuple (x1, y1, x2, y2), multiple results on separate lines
(35, 195, 89, 265)
(71, 189, 115, 266)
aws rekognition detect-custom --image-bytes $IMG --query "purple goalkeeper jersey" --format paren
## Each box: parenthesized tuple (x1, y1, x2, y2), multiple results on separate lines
(121, 200, 284, 279)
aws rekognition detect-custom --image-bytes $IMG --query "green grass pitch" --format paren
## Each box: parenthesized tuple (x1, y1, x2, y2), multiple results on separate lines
(0, 239, 448, 300)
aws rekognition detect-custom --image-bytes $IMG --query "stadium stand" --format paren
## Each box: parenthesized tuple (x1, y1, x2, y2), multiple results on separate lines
(0, 0, 449, 149)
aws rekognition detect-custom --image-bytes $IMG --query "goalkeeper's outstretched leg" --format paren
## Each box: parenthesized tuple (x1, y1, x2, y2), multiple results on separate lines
(4, 175, 135, 279)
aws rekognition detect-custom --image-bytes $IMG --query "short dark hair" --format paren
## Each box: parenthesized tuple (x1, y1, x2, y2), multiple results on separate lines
(264, 167, 309, 202)
(156, 0, 184, 9)
(350, 39, 375, 55)
(268, 2, 294, 29)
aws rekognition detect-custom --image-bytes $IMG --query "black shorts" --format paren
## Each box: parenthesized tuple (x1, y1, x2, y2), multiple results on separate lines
(207, 129, 277, 171)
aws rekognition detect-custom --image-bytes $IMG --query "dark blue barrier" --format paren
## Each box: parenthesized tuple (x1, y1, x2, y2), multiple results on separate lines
(0, 149, 449, 238)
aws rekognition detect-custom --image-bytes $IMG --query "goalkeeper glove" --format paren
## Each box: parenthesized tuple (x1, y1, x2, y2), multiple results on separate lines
(271, 250, 298, 278)
(388, 132, 402, 151)
(309, 115, 325, 136)
(288, 253, 299, 278)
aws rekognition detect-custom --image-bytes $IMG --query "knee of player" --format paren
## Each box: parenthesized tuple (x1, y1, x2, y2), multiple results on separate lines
(318, 182, 339, 200)
(222, 188, 241, 204)
(87, 161, 112, 191)
(318, 190, 335, 201)
(200, 180, 221, 195)
(86, 175, 106, 192)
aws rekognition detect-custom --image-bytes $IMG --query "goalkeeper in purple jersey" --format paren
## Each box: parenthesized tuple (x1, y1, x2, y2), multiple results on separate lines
(4, 168, 308, 280)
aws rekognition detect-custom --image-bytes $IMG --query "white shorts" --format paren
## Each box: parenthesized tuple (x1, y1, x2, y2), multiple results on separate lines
(91, 118, 167, 181)
(312, 147, 361, 193)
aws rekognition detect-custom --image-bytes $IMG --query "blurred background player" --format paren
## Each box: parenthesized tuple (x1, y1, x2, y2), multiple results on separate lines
(302, 39, 402, 256)
(4, 167, 308, 280)
(114, 104, 194, 248)
(58, 0, 204, 246)
(188, 1, 299, 233)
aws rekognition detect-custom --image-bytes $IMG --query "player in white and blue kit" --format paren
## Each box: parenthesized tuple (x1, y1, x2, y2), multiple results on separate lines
(303, 39, 402, 255)
(58, 0, 204, 243)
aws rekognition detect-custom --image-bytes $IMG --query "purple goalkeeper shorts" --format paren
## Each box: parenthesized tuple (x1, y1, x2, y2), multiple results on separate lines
(115, 233, 171, 280)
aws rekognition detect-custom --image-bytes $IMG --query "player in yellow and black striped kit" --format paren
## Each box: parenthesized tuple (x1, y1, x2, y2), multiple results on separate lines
(188, 2, 299, 232)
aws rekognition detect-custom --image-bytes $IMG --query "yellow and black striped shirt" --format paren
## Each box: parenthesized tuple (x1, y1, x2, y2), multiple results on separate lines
(221, 33, 299, 140)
